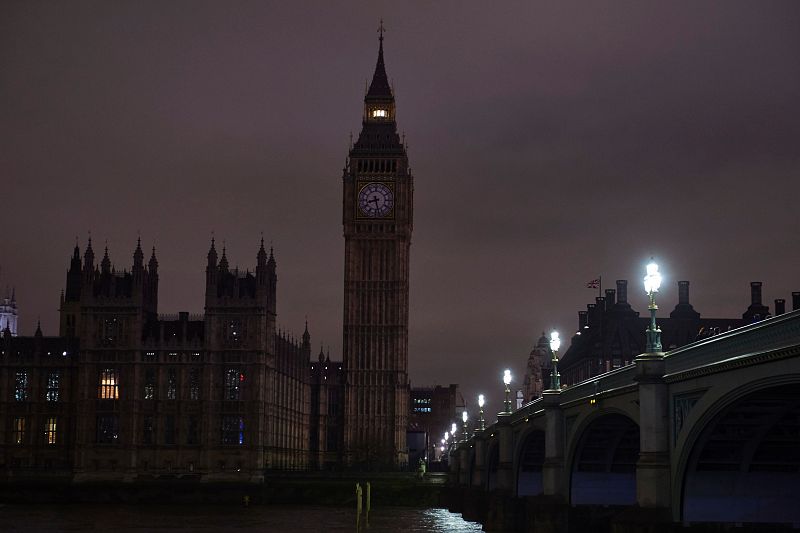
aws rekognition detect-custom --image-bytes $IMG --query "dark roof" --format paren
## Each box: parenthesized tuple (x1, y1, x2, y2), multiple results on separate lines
(366, 37, 392, 100)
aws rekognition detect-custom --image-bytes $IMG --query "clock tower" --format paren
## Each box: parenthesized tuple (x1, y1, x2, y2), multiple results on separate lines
(342, 28, 413, 468)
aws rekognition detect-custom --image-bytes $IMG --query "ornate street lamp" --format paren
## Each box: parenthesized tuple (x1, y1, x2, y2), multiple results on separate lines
(549, 331, 561, 390)
(462, 410, 469, 442)
(451, 422, 457, 437)
(478, 394, 486, 431)
(644, 259, 663, 353)
(503, 369, 512, 413)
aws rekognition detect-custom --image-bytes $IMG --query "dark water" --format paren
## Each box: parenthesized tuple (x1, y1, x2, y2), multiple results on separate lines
(0, 504, 484, 532)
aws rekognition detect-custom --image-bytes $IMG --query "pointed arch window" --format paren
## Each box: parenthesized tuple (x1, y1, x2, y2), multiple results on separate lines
(98, 368, 119, 399)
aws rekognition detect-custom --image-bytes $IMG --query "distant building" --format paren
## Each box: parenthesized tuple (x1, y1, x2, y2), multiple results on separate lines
(0, 238, 327, 481)
(408, 385, 464, 464)
(0, 287, 17, 336)
(556, 280, 799, 387)
(522, 333, 552, 402)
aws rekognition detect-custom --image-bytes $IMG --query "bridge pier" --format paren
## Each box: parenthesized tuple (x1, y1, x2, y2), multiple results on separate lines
(634, 352, 671, 510)
(495, 414, 514, 492)
(541, 389, 567, 501)
(471, 437, 486, 487)
(458, 446, 469, 486)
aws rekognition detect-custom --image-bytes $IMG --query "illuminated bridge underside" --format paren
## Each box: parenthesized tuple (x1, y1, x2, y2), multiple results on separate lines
(684, 384, 800, 525)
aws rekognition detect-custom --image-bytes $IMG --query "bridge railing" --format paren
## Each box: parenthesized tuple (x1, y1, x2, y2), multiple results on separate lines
(468, 310, 800, 442)
(664, 309, 800, 375)
(558, 364, 636, 405)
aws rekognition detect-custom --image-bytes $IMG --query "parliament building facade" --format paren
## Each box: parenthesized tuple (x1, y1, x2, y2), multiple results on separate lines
(0, 33, 419, 481)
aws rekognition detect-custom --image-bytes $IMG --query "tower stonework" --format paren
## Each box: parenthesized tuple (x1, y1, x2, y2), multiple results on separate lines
(342, 32, 413, 468)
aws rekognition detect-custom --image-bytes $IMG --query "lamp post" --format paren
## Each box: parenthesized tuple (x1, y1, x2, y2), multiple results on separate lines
(477, 394, 486, 431)
(503, 369, 512, 413)
(644, 259, 663, 353)
(462, 410, 469, 442)
(549, 331, 561, 390)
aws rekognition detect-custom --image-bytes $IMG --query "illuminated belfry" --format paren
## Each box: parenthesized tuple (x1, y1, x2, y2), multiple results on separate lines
(341, 26, 413, 468)
(0, 285, 18, 336)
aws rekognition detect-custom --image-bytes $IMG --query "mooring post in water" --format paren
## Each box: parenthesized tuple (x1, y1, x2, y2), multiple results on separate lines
(356, 482, 363, 514)
(366, 482, 371, 514)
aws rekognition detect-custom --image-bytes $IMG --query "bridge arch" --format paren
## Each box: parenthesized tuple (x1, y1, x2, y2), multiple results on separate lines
(514, 427, 545, 496)
(568, 411, 640, 506)
(676, 376, 800, 525)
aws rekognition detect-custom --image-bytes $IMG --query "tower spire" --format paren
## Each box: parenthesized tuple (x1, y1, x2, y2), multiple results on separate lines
(366, 20, 392, 99)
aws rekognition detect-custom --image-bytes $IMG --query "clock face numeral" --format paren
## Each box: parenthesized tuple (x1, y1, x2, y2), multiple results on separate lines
(358, 183, 394, 218)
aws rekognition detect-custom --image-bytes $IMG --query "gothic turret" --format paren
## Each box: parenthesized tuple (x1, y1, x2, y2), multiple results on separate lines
(101, 246, 112, 274)
(133, 237, 144, 271)
(219, 246, 229, 272)
(84, 238, 95, 272)
(302, 319, 311, 356)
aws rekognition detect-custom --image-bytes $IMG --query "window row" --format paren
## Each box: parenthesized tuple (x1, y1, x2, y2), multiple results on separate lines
(10, 416, 59, 445)
(96, 414, 245, 446)
(11, 370, 61, 402)
(98, 367, 245, 401)
(356, 158, 397, 173)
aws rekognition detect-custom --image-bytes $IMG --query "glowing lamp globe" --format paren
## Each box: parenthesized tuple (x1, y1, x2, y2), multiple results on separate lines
(550, 331, 561, 352)
(644, 261, 662, 294)
(478, 394, 485, 408)
(503, 369, 512, 386)
(462, 410, 468, 423)
(451, 423, 457, 435)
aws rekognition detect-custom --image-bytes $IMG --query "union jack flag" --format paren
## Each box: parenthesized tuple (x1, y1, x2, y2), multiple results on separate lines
(586, 278, 601, 289)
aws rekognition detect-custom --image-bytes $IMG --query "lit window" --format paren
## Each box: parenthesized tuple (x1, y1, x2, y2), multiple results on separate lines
(96, 414, 119, 444)
(13, 417, 25, 445)
(167, 368, 177, 400)
(45, 417, 57, 445)
(144, 351, 157, 361)
(224, 368, 243, 400)
(46, 371, 61, 402)
(221, 415, 244, 445)
(372, 109, 387, 118)
(189, 368, 200, 400)
(144, 368, 156, 400)
(14, 370, 28, 401)
(98, 368, 119, 399)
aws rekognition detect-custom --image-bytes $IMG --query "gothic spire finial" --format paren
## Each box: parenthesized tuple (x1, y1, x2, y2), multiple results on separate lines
(366, 21, 392, 99)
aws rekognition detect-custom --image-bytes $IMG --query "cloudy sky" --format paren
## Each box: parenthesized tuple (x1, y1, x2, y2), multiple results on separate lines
(2, 1, 799, 411)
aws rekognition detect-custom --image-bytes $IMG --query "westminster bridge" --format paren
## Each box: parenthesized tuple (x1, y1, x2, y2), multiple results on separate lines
(447, 310, 800, 532)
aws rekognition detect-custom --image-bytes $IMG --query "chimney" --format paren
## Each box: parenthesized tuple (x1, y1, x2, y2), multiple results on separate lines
(775, 299, 786, 315)
(605, 289, 616, 306)
(596, 296, 606, 311)
(616, 280, 628, 304)
(586, 303, 596, 327)
(578, 311, 588, 330)
(678, 281, 690, 305)
(793, 292, 800, 311)
(750, 282, 763, 306)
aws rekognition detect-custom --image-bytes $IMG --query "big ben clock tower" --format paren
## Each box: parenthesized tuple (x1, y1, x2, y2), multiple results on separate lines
(342, 27, 412, 468)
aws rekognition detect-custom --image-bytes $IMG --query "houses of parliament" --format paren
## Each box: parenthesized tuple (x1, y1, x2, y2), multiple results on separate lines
(0, 32, 415, 480)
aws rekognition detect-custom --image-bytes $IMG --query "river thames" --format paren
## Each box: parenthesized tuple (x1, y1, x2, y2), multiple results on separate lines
(0, 504, 483, 532)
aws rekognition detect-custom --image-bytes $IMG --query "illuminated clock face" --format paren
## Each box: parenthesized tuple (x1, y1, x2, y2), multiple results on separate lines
(358, 183, 394, 218)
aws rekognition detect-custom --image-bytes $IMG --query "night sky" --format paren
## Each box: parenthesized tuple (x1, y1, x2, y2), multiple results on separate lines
(2, 2, 799, 413)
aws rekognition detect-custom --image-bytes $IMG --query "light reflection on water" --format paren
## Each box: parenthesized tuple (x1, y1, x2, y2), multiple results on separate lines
(0, 504, 484, 532)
